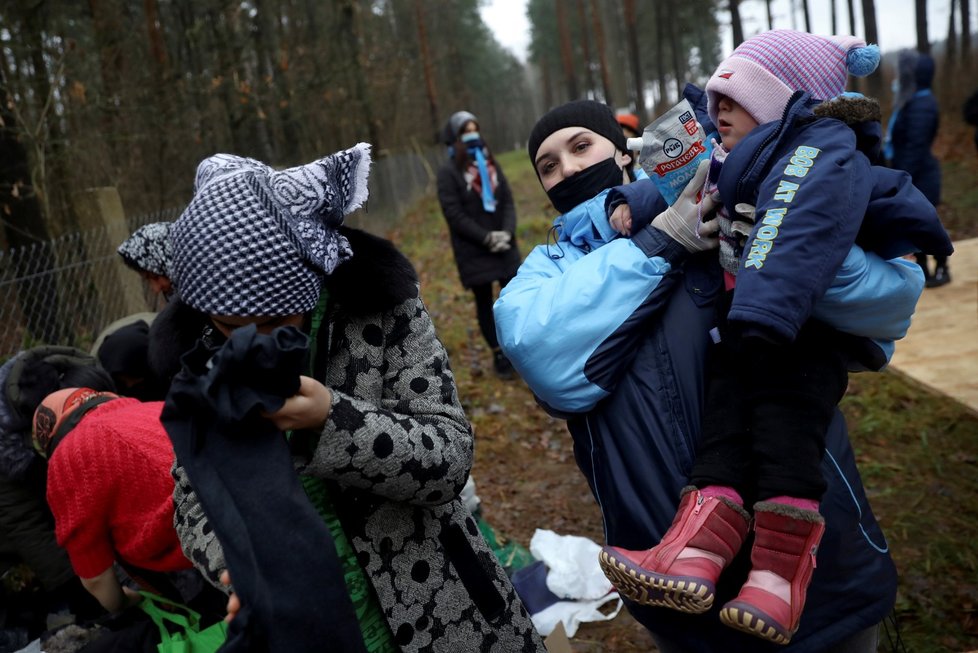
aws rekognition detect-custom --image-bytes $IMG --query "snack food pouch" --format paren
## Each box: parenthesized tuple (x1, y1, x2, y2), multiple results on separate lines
(630, 99, 713, 205)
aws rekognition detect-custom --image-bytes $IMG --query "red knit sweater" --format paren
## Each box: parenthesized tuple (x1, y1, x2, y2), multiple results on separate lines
(46, 398, 192, 578)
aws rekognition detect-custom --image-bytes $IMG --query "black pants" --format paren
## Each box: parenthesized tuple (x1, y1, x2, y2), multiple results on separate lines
(691, 296, 849, 502)
(470, 276, 513, 350)
(914, 252, 948, 277)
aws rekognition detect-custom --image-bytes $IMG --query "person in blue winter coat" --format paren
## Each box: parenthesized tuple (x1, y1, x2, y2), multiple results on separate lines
(495, 89, 927, 652)
(886, 50, 949, 287)
(596, 30, 951, 646)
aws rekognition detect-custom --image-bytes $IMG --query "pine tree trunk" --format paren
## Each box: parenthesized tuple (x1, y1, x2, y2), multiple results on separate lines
(0, 65, 65, 342)
(860, 0, 883, 99)
(622, 0, 644, 119)
(556, 0, 579, 100)
(654, 1, 668, 116)
(961, 0, 972, 67)
(414, 0, 440, 137)
(730, 0, 744, 48)
(589, 0, 613, 106)
(945, 0, 957, 74)
(576, 0, 596, 98)
(915, 0, 930, 53)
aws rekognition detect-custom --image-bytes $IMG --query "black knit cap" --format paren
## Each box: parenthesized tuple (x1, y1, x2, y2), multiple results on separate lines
(527, 100, 629, 165)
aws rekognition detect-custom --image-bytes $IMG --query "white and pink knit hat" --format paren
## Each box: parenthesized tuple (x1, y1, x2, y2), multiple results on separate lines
(706, 29, 880, 127)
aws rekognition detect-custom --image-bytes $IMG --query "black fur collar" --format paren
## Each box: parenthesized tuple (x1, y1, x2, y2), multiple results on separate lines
(327, 227, 419, 314)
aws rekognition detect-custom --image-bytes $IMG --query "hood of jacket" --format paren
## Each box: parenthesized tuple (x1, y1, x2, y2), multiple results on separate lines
(814, 93, 884, 164)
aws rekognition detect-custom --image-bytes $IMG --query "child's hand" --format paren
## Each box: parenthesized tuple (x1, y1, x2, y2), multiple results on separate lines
(220, 570, 240, 623)
(610, 204, 633, 236)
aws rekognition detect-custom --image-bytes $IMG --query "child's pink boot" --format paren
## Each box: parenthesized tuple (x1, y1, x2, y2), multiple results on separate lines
(719, 501, 825, 645)
(598, 486, 750, 614)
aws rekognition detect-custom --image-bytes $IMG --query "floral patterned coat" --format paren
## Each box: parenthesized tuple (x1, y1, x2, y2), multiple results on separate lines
(163, 228, 544, 652)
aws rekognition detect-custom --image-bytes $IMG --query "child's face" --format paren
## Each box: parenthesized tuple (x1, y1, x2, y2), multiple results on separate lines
(715, 95, 759, 150)
(534, 127, 631, 191)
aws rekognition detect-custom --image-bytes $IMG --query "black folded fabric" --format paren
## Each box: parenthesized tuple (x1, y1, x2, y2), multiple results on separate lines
(162, 324, 366, 653)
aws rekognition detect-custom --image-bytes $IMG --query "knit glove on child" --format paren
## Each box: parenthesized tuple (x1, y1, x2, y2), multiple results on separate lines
(651, 159, 721, 253)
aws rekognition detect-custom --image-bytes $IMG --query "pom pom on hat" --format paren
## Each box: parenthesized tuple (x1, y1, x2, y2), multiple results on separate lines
(847, 44, 880, 77)
(706, 29, 879, 128)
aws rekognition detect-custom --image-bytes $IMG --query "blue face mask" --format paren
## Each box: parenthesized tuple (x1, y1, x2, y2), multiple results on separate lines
(461, 132, 484, 149)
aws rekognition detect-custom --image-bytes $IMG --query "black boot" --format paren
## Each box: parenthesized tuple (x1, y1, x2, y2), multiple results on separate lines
(492, 348, 515, 380)
(926, 265, 950, 288)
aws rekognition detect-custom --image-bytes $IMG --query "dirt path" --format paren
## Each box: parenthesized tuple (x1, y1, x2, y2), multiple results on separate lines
(889, 238, 978, 416)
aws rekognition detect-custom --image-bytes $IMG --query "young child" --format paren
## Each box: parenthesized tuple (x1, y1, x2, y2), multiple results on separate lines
(598, 30, 952, 645)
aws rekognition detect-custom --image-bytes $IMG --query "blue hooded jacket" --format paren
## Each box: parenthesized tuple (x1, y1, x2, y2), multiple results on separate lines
(495, 159, 920, 651)
(889, 52, 941, 204)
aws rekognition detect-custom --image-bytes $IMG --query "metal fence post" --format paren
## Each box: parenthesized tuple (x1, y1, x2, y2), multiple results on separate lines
(72, 187, 146, 319)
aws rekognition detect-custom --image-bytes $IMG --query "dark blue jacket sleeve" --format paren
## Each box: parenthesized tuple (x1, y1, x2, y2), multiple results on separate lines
(606, 178, 669, 235)
(857, 167, 953, 259)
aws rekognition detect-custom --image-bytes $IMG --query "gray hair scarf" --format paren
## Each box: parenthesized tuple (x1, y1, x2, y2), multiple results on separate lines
(170, 144, 371, 316)
(117, 221, 173, 278)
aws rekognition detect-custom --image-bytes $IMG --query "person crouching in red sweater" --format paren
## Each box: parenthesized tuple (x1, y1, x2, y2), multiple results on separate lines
(32, 388, 193, 613)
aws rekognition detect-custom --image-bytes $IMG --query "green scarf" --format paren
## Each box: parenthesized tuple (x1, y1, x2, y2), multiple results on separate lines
(296, 291, 397, 652)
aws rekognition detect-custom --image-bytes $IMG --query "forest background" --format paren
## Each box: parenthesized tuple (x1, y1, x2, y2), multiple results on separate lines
(3, 0, 976, 246)
(1, 1, 977, 652)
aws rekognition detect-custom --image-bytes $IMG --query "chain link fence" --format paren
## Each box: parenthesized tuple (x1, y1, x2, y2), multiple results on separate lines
(0, 209, 176, 359)
(0, 148, 440, 361)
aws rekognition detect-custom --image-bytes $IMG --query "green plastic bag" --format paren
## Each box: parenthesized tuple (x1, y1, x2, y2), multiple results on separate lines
(139, 591, 229, 653)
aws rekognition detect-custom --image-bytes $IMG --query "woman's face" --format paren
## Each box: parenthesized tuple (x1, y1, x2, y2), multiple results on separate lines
(209, 313, 305, 338)
(534, 127, 631, 191)
(142, 271, 173, 297)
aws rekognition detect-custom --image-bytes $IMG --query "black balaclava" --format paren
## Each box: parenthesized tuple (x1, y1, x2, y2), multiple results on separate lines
(545, 158, 625, 214)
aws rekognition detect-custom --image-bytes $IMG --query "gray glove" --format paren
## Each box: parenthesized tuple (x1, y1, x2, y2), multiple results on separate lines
(484, 230, 512, 253)
(651, 159, 720, 253)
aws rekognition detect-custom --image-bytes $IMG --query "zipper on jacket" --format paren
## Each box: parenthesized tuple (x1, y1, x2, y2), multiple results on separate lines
(584, 414, 609, 542)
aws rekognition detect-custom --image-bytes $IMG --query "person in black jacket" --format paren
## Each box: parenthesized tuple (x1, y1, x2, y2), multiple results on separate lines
(0, 348, 113, 635)
(436, 111, 521, 378)
(964, 87, 978, 153)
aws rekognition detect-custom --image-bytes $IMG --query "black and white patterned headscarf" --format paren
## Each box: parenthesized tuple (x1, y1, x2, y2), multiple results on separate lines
(170, 144, 371, 316)
(118, 222, 172, 278)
